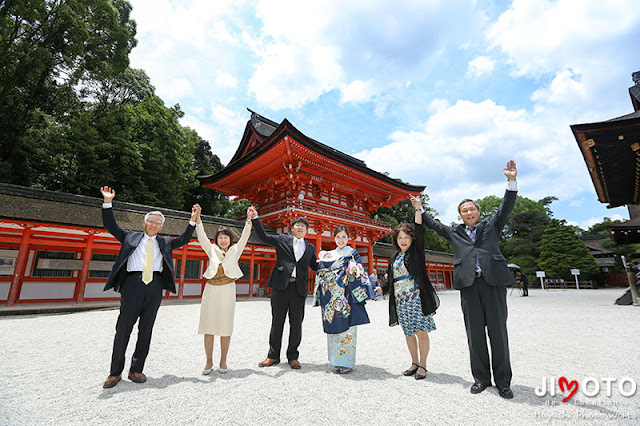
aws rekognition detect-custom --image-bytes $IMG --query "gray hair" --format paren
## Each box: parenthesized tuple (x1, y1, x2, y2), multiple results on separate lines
(457, 199, 480, 214)
(144, 211, 165, 225)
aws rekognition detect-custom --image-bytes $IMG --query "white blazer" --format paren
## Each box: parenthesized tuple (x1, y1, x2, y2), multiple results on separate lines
(196, 220, 252, 280)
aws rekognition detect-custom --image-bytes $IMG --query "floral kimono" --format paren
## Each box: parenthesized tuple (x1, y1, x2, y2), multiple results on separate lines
(313, 247, 375, 368)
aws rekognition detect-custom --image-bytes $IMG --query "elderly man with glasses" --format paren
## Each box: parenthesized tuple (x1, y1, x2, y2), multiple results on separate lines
(100, 186, 199, 389)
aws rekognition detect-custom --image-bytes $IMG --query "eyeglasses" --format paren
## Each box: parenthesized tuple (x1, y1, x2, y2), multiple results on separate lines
(146, 220, 163, 226)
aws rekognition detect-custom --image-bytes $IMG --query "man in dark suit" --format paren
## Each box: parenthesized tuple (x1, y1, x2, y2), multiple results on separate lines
(248, 206, 318, 369)
(100, 186, 199, 389)
(416, 160, 517, 399)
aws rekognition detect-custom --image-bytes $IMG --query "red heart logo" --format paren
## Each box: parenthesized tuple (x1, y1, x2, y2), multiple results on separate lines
(558, 376, 578, 402)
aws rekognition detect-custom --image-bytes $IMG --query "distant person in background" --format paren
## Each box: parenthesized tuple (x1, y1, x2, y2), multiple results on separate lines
(195, 205, 253, 375)
(516, 271, 529, 297)
(370, 268, 381, 300)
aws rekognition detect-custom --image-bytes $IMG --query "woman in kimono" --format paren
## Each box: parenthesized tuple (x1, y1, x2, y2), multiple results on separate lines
(375, 199, 439, 380)
(313, 225, 374, 374)
(195, 205, 252, 375)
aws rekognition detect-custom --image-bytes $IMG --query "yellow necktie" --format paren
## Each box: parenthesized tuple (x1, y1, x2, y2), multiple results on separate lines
(142, 239, 154, 285)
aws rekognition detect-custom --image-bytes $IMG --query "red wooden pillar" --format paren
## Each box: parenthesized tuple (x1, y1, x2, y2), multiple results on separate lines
(315, 225, 323, 255)
(367, 240, 374, 274)
(248, 247, 255, 298)
(178, 247, 188, 299)
(75, 230, 96, 304)
(7, 225, 33, 307)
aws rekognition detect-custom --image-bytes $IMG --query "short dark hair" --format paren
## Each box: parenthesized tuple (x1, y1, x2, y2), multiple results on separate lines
(391, 223, 414, 251)
(333, 225, 350, 237)
(291, 217, 309, 229)
(214, 227, 235, 246)
(458, 199, 480, 214)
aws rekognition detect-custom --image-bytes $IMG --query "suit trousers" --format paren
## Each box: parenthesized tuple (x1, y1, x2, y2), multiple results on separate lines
(460, 276, 512, 388)
(110, 272, 163, 376)
(268, 282, 306, 361)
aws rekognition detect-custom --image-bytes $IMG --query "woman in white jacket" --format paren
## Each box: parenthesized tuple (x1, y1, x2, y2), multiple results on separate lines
(195, 205, 252, 375)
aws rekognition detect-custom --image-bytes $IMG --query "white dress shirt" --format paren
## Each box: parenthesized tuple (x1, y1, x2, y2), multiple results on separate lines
(291, 236, 306, 278)
(127, 234, 163, 272)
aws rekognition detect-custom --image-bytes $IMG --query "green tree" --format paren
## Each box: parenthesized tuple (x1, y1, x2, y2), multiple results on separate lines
(538, 219, 599, 280)
(0, 0, 136, 183)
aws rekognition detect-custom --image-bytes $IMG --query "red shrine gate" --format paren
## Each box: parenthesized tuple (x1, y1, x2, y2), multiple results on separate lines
(200, 111, 451, 292)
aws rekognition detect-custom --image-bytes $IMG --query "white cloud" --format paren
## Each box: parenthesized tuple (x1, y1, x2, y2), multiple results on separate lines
(466, 56, 496, 78)
(487, 0, 640, 116)
(215, 72, 238, 88)
(531, 69, 586, 104)
(155, 77, 193, 100)
(248, 0, 487, 109)
(341, 80, 376, 103)
(578, 213, 626, 230)
(355, 97, 597, 223)
(180, 104, 247, 164)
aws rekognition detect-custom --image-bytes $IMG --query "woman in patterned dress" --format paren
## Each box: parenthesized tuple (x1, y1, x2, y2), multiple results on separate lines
(195, 206, 252, 375)
(376, 199, 440, 380)
(313, 225, 374, 374)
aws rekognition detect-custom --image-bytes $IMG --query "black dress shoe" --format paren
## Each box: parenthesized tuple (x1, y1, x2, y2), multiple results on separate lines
(470, 382, 491, 394)
(498, 386, 514, 399)
(403, 363, 419, 376)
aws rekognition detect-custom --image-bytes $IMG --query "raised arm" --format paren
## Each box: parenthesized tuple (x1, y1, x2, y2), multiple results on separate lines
(235, 218, 253, 254)
(100, 186, 126, 243)
(411, 196, 423, 225)
(250, 210, 279, 247)
(410, 195, 452, 241)
(195, 223, 213, 256)
(170, 204, 198, 249)
(492, 160, 518, 230)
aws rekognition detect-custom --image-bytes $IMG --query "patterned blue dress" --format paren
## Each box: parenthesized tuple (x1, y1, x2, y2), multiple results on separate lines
(313, 247, 374, 368)
(393, 253, 436, 337)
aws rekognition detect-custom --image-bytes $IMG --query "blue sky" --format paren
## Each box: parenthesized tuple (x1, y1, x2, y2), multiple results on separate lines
(128, 0, 640, 228)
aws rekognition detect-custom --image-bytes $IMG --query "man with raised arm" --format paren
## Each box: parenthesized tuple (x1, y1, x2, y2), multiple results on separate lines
(412, 160, 517, 399)
(100, 186, 199, 389)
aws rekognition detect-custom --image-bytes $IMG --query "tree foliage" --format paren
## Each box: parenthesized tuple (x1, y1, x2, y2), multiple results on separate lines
(0, 0, 137, 182)
(0, 1, 229, 213)
(538, 219, 599, 280)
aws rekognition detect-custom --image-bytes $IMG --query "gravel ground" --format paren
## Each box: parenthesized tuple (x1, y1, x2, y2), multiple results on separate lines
(1, 288, 639, 425)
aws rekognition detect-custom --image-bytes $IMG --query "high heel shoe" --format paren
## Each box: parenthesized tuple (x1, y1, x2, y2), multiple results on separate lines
(202, 367, 213, 375)
(403, 362, 419, 376)
(415, 365, 427, 380)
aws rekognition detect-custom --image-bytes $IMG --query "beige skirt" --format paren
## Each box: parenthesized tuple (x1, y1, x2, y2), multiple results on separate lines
(198, 281, 236, 336)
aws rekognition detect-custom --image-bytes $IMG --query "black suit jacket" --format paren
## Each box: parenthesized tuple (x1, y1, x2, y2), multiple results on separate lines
(252, 217, 318, 297)
(102, 207, 195, 293)
(421, 189, 517, 289)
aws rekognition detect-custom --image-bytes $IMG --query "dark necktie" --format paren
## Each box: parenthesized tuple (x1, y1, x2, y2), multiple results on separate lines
(467, 227, 481, 274)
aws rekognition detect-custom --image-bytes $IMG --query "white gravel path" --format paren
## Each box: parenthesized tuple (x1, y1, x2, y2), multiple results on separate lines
(1, 288, 639, 425)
